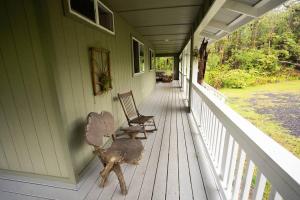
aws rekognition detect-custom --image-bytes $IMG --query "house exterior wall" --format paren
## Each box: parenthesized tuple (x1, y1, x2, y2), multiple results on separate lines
(0, 0, 73, 181)
(0, 0, 155, 183)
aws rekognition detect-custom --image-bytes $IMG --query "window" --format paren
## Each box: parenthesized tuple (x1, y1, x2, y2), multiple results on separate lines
(132, 37, 145, 75)
(67, 0, 114, 34)
(149, 49, 155, 71)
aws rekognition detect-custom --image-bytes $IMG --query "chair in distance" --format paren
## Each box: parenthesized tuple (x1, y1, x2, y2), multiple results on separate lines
(118, 90, 157, 139)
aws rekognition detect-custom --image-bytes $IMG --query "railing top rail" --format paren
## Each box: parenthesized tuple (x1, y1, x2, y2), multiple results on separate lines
(201, 82, 226, 102)
(192, 82, 300, 200)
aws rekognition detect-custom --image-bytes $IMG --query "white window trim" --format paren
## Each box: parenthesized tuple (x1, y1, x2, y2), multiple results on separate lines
(132, 37, 145, 76)
(66, 0, 115, 35)
(149, 48, 155, 71)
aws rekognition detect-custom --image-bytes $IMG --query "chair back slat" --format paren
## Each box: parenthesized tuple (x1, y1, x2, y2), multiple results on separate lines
(118, 91, 139, 120)
(86, 111, 114, 146)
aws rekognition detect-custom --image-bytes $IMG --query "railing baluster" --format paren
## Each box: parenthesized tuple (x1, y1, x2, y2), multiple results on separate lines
(240, 158, 255, 200)
(210, 115, 217, 155)
(269, 187, 283, 200)
(220, 130, 230, 179)
(212, 119, 220, 161)
(204, 105, 209, 143)
(226, 141, 239, 193)
(199, 101, 204, 134)
(205, 109, 211, 147)
(209, 113, 215, 153)
(232, 148, 246, 200)
(202, 104, 207, 139)
(198, 96, 203, 127)
(217, 125, 226, 171)
(216, 124, 224, 168)
(252, 171, 267, 200)
(210, 112, 215, 152)
(223, 136, 234, 184)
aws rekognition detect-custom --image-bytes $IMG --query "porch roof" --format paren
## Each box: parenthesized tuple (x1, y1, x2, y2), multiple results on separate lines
(105, 0, 287, 54)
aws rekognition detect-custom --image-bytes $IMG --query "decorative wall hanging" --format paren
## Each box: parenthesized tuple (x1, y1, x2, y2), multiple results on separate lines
(90, 47, 112, 95)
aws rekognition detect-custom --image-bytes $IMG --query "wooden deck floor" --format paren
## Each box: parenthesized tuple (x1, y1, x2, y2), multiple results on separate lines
(0, 82, 221, 200)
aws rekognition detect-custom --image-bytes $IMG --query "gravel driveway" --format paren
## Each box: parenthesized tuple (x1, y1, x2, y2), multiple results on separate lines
(249, 92, 300, 137)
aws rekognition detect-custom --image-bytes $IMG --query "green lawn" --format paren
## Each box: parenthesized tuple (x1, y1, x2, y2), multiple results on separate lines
(220, 80, 300, 158)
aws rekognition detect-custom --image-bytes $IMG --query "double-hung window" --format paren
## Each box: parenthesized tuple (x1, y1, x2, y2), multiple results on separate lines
(67, 0, 115, 34)
(132, 37, 145, 75)
(149, 48, 155, 71)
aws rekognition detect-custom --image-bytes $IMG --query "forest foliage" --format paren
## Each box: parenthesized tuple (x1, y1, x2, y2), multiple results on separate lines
(155, 57, 174, 75)
(205, 0, 300, 88)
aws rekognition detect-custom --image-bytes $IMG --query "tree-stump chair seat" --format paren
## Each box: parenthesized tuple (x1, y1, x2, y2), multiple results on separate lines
(85, 111, 143, 195)
(118, 90, 157, 139)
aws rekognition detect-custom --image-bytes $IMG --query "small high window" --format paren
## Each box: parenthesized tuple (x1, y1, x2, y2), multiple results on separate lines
(149, 49, 155, 71)
(98, 2, 114, 32)
(132, 38, 145, 75)
(68, 0, 114, 34)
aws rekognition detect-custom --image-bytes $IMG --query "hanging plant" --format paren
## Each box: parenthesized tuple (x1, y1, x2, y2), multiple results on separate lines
(98, 72, 112, 92)
(90, 47, 112, 95)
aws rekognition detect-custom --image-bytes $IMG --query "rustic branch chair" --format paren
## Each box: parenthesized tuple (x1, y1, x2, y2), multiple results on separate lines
(85, 111, 143, 195)
(118, 91, 157, 139)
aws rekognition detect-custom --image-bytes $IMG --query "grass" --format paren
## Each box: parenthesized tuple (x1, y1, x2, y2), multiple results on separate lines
(220, 80, 300, 158)
(221, 80, 300, 199)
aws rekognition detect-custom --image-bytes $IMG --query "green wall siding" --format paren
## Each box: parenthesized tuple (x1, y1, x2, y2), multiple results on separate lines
(46, 0, 155, 178)
(0, 0, 72, 179)
(0, 0, 155, 182)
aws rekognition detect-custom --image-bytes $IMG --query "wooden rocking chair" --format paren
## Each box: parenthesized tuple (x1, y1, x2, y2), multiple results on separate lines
(118, 91, 157, 139)
(85, 111, 143, 195)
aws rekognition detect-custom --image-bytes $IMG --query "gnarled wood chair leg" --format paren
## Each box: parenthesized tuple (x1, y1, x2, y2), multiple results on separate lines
(99, 161, 114, 187)
(113, 164, 127, 195)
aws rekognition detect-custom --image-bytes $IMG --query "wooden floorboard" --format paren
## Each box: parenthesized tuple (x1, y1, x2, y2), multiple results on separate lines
(137, 84, 171, 200)
(0, 82, 221, 200)
(176, 88, 193, 200)
(152, 84, 173, 200)
(123, 86, 169, 200)
(166, 85, 179, 200)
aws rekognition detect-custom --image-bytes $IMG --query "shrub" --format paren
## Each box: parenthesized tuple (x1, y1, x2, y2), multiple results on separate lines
(205, 69, 224, 88)
(228, 49, 280, 73)
(207, 53, 221, 70)
(222, 69, 254, 88)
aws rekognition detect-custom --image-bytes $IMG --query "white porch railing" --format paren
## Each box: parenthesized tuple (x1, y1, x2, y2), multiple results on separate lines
(202, 82, 226, 103)
(180, 71, 226, 103)
(190, 82, 300, 200)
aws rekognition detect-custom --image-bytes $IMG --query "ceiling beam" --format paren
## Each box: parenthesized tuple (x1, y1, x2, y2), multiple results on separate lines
(192, 0, 226, 49)
(208, 20, 231, 33)
(223, 0, 259, 18)
(200, 32, 218, 40)
(135, 23, 192, 28)
(143, 33, 188, 36)
(117, 5, 201, 13)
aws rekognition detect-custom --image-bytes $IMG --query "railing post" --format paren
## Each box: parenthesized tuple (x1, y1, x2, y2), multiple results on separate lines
(187, 29, 194, 112)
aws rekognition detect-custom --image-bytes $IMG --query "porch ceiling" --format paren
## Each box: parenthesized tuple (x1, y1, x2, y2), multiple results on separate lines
(106, 0, 287, 55)
(105, 0, 204, 54)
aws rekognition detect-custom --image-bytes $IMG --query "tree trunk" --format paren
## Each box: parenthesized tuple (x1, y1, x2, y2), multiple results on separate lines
(197, 38, 209, 84)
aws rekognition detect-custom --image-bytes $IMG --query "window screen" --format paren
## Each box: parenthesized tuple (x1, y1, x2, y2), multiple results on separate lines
(98, 2, 114, 32)
(70, 0, 95, 22)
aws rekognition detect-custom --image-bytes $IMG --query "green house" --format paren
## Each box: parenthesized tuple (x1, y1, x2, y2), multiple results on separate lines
(0, 0, 299, 199)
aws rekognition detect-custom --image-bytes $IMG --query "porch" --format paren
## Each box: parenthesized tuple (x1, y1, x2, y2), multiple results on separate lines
(0, 82, 221, 200)
(0, 0, 299, 199)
